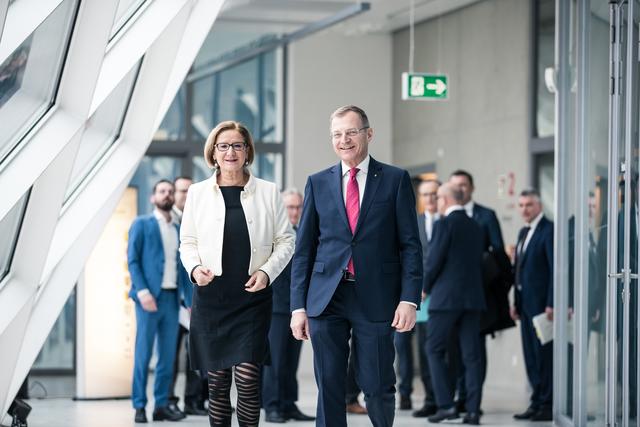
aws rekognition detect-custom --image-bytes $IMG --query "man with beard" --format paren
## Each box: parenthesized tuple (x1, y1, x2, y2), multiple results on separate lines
(128, 179, 190, 423)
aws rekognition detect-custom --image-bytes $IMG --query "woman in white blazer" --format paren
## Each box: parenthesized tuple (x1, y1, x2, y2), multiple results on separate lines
(180, 120, 294, 427)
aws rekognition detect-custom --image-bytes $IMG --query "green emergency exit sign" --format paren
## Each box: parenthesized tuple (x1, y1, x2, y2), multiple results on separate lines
(402, 72, 448, 100)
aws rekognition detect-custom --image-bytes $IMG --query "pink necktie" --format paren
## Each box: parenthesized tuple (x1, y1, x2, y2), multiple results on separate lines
(346, 167, 360, 275)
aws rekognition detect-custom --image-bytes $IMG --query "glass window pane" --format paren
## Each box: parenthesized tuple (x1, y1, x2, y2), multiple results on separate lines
(64, 60, 140, 201)
(191, 76, 215, 141)
(251, 152, 282, 189)
(128, 156, 181, 216)
(110, 0, 147, 40)
(0, 190, 29, 287)
(260, 50, 282, 143)
(0, 0, 76, 164)
(536, 0, 555, 138)
(154, 85, 186, 142)
(218, 59, 258, 137)
(192, 156, 210, 184)
(32, 288, 75, 371)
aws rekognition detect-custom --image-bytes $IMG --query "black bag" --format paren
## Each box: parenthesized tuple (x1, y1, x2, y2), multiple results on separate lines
(479, 248, 515, 336)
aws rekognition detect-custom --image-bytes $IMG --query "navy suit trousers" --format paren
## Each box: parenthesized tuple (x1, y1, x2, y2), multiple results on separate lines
(309, 282, 396, 427)
(262, 313, 303, 413)
(520, 311, 553, 408)
(394, 324, 436, 405)
(427, 311, 483, 413)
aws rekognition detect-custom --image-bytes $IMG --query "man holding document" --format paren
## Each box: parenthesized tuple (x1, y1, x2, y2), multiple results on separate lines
(511, 188, 554, 422)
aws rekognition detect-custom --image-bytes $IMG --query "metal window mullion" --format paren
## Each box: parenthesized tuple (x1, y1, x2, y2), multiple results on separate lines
(606, 3, 622, 426)
(574, 0, 591, 424)
(0, 0, 9, 44)
(553, 0, 573, 419)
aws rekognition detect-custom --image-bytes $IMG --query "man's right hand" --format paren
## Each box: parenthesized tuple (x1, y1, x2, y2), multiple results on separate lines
(290, 312, 310, 340)
(193, 266, 215, 286)
(510, 305, 520, 321)
(139, 293, 158, 312)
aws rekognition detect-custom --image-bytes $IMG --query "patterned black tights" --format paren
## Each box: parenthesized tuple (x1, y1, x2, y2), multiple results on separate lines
(207, 362, 261, 427)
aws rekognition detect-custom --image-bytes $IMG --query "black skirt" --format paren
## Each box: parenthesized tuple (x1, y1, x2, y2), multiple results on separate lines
(188, 186, 272, 371)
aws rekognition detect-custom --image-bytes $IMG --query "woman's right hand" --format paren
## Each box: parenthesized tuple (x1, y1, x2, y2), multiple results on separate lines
(193, 266, 215, 286)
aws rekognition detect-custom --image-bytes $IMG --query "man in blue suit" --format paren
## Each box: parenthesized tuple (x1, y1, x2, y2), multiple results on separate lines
(262, 188, 315, 423)
(424, 183, 485, 425)
(511, 188, 553, 422)
(127, 179, 191, 423)
(290, 105, 423, 427)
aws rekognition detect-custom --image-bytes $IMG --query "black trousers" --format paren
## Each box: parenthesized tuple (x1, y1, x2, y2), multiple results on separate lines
(394, 323, 438, 406)
(262, 313, 303, 413)
(520, 311, 553, 408)
(170, 325, 208, 406)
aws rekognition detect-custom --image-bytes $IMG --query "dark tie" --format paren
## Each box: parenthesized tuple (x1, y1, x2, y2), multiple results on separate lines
(515, 226, 530, 286)
(346, 168, 360, 275)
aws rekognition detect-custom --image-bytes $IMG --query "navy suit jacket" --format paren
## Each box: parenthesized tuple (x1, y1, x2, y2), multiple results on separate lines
(423, 210, 486, 312)
(290, 157, 423, 322)
(127, 214, 192, 307)
(515, 216, 554, 317)
(473, 203, 504, 251)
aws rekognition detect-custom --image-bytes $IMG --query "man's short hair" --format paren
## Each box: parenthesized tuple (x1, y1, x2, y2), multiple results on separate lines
(282, 188, 303, 199)
(520, 188, 541, 199)
(450, 169, 474, 187)
(329, 105, 370, 129)
(152, 179, 173, 194)
(173, 176, 192, 184)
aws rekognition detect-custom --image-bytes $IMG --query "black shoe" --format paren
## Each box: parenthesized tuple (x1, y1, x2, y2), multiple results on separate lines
(455, 399, 467, 414)
(184, 402, 207, 416)
(284, 406, 315, 421)
(134, 408, 147, 423)
(167, 401, 187, 419)
(463, 412, 481, 425)
(428, 407, 459, 423)
(265, 410, 287, 423)
(153, 406, 185, 421)
(399, 395, 412, 410)
(412, 403, 437, 417)
(530, 407, 552, 421)
(514, 406, 538, 420)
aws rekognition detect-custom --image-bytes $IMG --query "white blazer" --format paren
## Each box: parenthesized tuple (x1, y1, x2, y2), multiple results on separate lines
(180, 172, 295, 283)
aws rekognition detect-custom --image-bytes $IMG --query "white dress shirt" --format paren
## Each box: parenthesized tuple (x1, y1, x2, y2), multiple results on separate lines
(137, 209, 178, 299)
(463, 200, 475, 218)
(522, 211, 544, 254)
(425, 211, 440, 241)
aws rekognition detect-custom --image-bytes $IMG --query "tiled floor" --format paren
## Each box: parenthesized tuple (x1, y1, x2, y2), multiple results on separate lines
(11, 373, 552, 427)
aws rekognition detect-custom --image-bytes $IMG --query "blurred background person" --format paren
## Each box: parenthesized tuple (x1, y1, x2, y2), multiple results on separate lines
(127, 179, 191, 423)
(180, 121, 295, 427)
(168, 176, 209, 417)
(262, 188, 315, 423)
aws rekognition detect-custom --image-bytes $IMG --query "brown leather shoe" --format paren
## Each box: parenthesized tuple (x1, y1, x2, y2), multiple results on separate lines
(346, 402, 368, 414)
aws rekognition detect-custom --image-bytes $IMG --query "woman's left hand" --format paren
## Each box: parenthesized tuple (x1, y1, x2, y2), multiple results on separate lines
(245, 270, 269, 292)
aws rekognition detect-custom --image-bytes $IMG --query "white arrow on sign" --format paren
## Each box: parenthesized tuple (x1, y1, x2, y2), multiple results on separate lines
(426, 79, 447, 95)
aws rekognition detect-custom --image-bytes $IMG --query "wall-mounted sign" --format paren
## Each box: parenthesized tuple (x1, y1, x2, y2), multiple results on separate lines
(402, 72, 448, 100)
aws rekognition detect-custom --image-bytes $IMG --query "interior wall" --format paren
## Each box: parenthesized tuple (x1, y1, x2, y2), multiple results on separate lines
(392, 0, 532, 393)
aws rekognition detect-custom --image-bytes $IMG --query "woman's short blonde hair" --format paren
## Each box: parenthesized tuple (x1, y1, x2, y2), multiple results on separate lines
(203, 121, 255, 169)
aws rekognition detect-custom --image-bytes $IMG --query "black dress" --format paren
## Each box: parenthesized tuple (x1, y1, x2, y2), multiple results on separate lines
(189, 186, 272, 371)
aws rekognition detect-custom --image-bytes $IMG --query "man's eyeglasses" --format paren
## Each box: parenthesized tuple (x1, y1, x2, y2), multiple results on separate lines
(215, 142, 247, 152)
(330, 127, 369, 141)
(420, 192, 438, 198)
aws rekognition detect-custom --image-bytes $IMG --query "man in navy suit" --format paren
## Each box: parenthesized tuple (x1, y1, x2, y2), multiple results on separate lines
(449, 169, 505, 411)
(127, 179, 191, 423)
(262, 188, 315, 423)
(511, 188, 553, 422)
(290, 105, 423, 427)
(394, 179, 443, 417)
(424, 183, 485, 425)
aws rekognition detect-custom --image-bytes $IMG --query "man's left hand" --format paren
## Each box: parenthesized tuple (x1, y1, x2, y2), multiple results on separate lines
(245, 270, 269, 292)
(391, 303, 416, 332)
(545, 306, 554, 321)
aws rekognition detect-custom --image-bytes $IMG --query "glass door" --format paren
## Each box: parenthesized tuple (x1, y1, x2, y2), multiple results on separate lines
(607, 1, 640, 426)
